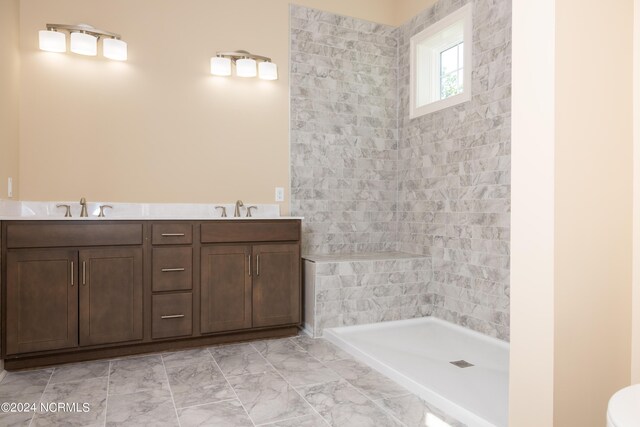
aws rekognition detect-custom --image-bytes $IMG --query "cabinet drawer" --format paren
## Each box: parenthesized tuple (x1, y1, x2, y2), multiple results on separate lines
(152, 247, 192, 292)
(201, 220, 300, 243)
(152, 224, 193, 245)
(6, 223, 142, 248)
(152, 293, 193, 339)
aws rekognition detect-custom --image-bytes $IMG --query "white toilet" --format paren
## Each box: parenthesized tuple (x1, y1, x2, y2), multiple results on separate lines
(607, 384, 640, 427)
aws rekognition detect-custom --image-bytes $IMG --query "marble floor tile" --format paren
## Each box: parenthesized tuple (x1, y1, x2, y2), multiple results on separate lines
(49, 360, 109, 385)
(162, 348, 214, 369)
(0, 411, 34, 427)
(228, 371, 313, 425)
(326, 359, 408, 400)
(251, 338, 304, 355)
(177, 399, 253, 427)
(105, 388, 179, 426)
(108, 355, 169, 395)
(297, 379, 403, 427)
(375, 394, 467, 427)
(32, 376, 108, 427)
(0, 369, 52, 403)
(214, 348, 273, 377)
(262, 413, 329, 426)
(292, 336, 351, 363)
(209, 342, 256, 358)
(165, 361, 235, 409)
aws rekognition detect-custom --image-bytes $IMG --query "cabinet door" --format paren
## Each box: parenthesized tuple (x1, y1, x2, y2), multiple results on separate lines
(6, 250, 78, 355)
(79, 248, 143, 346)
(201, 245, 252, 333)
(252, 244, 300, 328)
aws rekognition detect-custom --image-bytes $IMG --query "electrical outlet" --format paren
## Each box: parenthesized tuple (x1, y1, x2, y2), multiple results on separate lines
(275, 187, 285, 202)
(7, 177, 12, 198)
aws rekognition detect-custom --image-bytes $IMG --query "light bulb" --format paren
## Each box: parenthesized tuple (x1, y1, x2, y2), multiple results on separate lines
(258, 61, 278, 80)
(70, 32, 97, 56)
(39, 30, 66, 53)
(103, 38, 127, 61)
(236, 58, 257, 78)
(210, 56, 231, 76)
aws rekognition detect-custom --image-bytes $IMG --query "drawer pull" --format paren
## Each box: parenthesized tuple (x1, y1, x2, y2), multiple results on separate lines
(161, 233, 185, 237)
(161, 268, 186, 272)
(161, 314, 185, 319)
(70, 261, 74, 286)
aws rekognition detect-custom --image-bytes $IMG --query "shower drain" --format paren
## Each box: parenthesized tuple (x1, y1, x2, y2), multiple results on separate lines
(450, 360, 474, 368)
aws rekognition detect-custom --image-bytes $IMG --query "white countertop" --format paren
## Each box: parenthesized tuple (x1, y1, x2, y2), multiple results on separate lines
(0, 200, 302, 221)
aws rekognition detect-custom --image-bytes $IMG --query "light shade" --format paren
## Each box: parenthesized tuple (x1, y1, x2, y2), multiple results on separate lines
(39, 30, 66, 53)
(70, 32, 97, 56)
(236, 58, 257, 78)
(258, 61, 278, 80)
(211, 56, 231, 76)
(103, 38, 127, 61)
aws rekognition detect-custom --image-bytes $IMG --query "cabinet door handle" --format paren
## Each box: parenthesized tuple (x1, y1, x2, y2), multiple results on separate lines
(70, 261, 74, 286)
(161, 233, 185, 237)
(161, 314, 185, 319)
(256, 254, 260, 276)
(248, 255, 251, 276)
(82, 261, 86, 285)
(161, 268, 185, 272)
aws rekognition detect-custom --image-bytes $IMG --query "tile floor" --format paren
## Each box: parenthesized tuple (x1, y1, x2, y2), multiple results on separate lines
(0, 335, 465, 427)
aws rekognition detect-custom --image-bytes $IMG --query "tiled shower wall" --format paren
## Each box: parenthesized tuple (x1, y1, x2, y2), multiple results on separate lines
(290, 0, 511, 340)
(289, 6, 399, 255)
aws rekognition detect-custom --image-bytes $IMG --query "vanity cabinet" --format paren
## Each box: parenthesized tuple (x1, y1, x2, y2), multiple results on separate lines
(1, 219, 301, 369)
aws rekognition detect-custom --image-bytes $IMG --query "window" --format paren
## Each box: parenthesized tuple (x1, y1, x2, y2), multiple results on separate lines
(410, 4, 473, 118)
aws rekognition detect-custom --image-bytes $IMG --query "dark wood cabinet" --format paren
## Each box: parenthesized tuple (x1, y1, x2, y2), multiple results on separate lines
(5, 250, 78, 355)
(79, 248, 143, 346)
(252, 244, 301, 328)
(1, 219, 301, 369)
(201, 245, 252, 333)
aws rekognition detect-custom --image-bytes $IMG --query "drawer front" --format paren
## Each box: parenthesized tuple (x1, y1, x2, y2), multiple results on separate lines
(152, 293, 193, 339)
(152, 223, 193, 245)
(6, 223, 143, 249)
(201, 220, 300, 243)
(152, 247, 193, 292)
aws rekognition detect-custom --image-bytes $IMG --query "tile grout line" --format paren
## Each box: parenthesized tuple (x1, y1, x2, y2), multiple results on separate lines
(251, 340, 331, 427)
(160, 354, 183, 427)
(208, 348, 258, 427)
(28, 368, 54, 427)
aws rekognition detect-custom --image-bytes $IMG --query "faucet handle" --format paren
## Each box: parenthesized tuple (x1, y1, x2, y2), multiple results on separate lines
(215, 206, 227, 217)
(246, 206, 258, 217)
(56, 204, 72, 218)
(98, 205, 113, 218)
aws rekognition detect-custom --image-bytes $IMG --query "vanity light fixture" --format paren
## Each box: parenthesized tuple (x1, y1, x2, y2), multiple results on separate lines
(211, 50, 278, 80)
(39, 23, 127, 61)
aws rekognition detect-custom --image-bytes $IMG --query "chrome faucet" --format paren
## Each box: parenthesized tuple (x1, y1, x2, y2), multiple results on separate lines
(234, 200, 244, 217)
(80, 197, 89, 217)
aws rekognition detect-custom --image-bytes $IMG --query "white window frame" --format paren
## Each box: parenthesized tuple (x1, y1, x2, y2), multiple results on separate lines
(410, 3, 473, 119)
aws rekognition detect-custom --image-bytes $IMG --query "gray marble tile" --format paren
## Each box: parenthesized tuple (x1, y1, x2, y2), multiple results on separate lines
(297, 379, 403, 427)
(263, 348, 340, 387)
(326, 359, 408, 400)
(162, 348, 213, 369)
(251, 338, 304, 355)
(214, 348, 273, 377)
(292, 336, 351, 362)
(376, 393, 467, 427)
(0, 369, 52, 404)
(228, 371, 313, 425)
(32, 376, 107, 427)
(264, 413, 329, 426)
(0, 411, 34, 427)
(108, 355, 169, 395)
(209, 342, 256, 358)
(49, 360, 109, 384)
(105, 388, 178, 427)
(178, 399, 252, 427)
(165, 361, 235, 409)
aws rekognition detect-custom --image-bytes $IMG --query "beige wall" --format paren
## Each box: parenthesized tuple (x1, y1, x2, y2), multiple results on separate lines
(512, 0, 635, 424)
(0, 0, 20, 200)
(633, 0, 640, 385)
(17, 0, 407, 210)
(394, 0, 437, 25)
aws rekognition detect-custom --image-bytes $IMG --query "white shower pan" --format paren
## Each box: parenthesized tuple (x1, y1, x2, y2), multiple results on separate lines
(324, 317, 509, 427)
